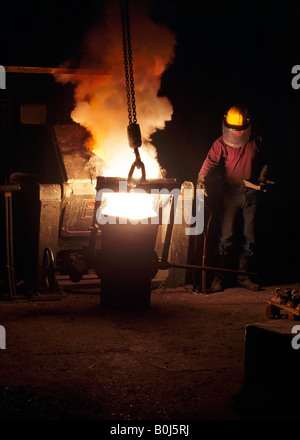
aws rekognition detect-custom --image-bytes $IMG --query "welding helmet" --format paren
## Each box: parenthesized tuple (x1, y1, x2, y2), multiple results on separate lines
(222, 105, 251, 147)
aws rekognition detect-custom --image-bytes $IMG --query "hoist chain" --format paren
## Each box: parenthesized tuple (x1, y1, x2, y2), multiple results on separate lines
(120, 0, 145, 182)
(121, 0, 137, 125)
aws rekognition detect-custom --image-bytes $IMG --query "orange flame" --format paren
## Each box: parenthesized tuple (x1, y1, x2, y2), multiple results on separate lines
(55, 1, 176, 180)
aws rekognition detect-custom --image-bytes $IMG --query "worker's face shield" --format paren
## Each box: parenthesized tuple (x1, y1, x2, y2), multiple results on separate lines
(222, 120, 251, 148)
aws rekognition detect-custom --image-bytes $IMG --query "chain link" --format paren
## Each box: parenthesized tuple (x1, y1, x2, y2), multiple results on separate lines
(120, 0, 145, 181)
(121, 0, 137, 124)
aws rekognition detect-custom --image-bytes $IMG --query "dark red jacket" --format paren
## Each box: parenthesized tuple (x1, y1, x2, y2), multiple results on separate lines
(199, 135, 266, 187)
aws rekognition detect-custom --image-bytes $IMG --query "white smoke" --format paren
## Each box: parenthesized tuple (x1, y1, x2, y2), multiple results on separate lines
(55, 0, 176, 178)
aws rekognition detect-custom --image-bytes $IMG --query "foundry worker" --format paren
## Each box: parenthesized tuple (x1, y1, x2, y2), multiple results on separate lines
(197, 104, 268, 292)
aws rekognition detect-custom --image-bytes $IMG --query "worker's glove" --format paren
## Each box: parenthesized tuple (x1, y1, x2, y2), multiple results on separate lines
(259, 181, 268, 192)
(258, 164, 271, 193)
(258, 165, 268, 185)
(196, 174, 207, 197)
(259, 180, 275, 193)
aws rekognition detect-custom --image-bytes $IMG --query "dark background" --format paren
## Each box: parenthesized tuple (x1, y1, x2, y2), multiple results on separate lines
(0, 0, 299, 285)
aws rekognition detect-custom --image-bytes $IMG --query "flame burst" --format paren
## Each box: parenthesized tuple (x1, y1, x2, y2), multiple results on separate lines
(55, 1, 176, 180)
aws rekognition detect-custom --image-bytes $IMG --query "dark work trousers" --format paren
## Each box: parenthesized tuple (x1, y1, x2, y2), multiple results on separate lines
(218, 187, 259, 257)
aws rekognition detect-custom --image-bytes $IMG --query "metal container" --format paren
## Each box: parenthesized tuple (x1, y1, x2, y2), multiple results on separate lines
(96, 222, 159, 309)
(94, 176, 184, 308)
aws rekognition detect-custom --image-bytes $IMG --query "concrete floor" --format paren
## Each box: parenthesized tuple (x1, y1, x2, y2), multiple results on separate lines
(0, 281, 299, 423)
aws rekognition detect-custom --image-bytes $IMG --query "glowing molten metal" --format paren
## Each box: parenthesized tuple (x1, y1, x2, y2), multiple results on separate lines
(100, 192, 159, 221)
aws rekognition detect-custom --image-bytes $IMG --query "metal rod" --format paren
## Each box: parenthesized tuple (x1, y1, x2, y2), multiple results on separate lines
(1, 184, 21, 299)
(161, 195, 176, 264)
(5, 192, 16, 298)
(159, 261, 257, 277)
(202, 209, 212, 294)
(4, 66, 111, 76)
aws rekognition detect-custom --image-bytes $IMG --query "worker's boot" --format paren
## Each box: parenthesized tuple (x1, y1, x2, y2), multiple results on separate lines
(237, 254, 261, 291)
(209, 274, 224, 292)
(208, 254, 226, 293)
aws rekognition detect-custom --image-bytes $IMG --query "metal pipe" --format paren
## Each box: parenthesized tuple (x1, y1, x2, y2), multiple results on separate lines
(4, 66, 111, 76)
(159, 261, 257, 277)
(161, 195, 176, 264)
(202, 209, 212, 294)
(3, 187, 21, 298)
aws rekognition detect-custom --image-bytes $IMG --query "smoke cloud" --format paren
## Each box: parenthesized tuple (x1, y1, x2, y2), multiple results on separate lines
(55, 1, 176, 178)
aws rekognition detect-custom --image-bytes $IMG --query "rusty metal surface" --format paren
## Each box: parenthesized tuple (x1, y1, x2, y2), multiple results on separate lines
(60, 195, 95, 236)
(96, 176, 182, 193)
(52, 124, 104, 182)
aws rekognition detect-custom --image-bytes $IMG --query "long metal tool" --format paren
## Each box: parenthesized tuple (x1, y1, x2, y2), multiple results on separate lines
(159, 261, 257, 277)
(4, 66, 110, 75)
(201, 208, 212, 294)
